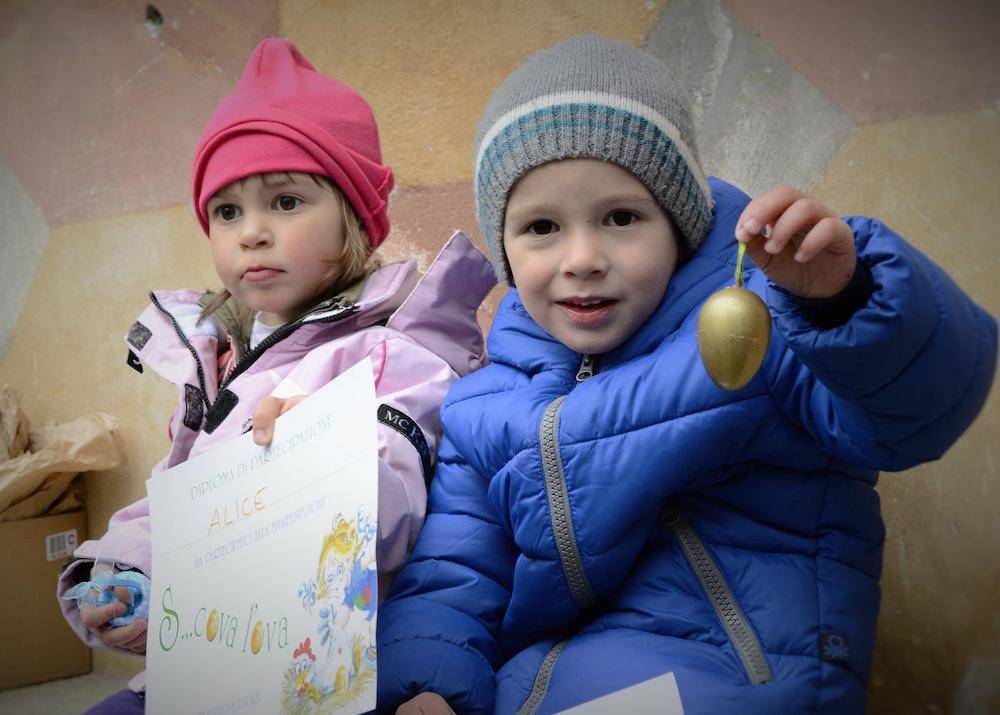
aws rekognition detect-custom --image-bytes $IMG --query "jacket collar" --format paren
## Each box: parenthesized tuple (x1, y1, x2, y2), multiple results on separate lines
(143, 230, 495, 382)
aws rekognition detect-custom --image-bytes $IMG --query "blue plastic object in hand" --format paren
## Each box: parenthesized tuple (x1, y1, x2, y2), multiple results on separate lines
(63, 570, 151, 627)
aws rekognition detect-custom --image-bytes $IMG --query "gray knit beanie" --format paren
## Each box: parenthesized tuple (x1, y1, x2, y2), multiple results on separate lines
(474, 34, 714, 284)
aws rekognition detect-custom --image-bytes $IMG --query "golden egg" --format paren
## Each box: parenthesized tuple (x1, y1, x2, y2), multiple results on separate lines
(334, 665, 348, 694)
(697, 286, 771, 391)
(251, 620, 264, 654)
(206, 609, 219, 642)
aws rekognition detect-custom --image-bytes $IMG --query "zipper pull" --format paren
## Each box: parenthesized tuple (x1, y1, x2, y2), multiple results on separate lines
(660, 508, 680, 527)
(576, 355, 596, 382)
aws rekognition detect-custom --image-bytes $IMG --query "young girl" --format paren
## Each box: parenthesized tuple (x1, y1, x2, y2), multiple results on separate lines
(57, 38, 494, 715)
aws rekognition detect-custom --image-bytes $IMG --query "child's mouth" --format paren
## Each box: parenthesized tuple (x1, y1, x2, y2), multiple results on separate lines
(243, 267, 283, 283)
(557, 298, 617, 325)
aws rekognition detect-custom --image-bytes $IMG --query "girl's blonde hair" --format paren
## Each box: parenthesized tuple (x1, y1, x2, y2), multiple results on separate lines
(199, 172, 373, 325)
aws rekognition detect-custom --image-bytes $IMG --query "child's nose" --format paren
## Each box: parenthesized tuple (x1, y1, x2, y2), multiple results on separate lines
(561, 227, 608, 277)
(239, 212, 274, 248)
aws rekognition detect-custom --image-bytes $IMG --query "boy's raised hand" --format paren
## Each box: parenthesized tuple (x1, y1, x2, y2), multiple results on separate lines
(735, 186, 857, 300)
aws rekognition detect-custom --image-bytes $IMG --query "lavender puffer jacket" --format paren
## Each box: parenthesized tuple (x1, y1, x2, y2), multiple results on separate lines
(57, 231, 495, 691)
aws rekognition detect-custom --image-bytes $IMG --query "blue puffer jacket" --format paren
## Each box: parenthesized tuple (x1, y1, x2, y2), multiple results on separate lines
(377, 179, 997, 714)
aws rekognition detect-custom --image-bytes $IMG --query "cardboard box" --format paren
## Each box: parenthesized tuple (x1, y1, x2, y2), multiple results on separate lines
(0, 510, 90, 690)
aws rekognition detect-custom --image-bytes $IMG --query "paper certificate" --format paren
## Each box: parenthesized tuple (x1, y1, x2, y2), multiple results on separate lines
(146, 359, 378, 715)
(556, 672, 684, 714)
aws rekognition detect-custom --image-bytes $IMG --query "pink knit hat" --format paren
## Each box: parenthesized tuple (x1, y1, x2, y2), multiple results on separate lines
(192, 38, 393, 248)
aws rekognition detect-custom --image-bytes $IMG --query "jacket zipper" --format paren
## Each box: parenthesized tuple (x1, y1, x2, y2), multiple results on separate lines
(149, 295, 359, 427)
(538, 395, 595, 610)
(661, 507, 773, 685)
(575, 354, 596, 382)
(516, 640, 569, 715)
(520, 354, 598, 713)
(217, 304, 359, 394)
(539, 354, 599, 609)
(149, 293, 210, 410)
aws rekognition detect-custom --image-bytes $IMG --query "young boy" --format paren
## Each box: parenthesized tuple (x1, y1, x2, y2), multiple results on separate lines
(374, 35, 997, 715)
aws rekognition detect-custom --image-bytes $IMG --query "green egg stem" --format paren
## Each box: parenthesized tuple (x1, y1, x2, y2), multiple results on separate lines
(735, 240, 747, 288)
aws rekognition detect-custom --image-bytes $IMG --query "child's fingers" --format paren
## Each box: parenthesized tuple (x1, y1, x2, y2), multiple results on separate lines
(766, 196, 835, 256)
(100, 619, 147, 649)
(252, 397, 283, 445)
(790, 217, 852, 263)
(396, 693, 456, 714)
(252, 395, 307, 444)
(80, 601, 126, 630)
(118, 620, 148, 653)
(735, 185, 804, 243)
(278, 395, 306, 416)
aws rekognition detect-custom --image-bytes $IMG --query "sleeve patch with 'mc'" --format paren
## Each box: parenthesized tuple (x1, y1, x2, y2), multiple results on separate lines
(377, 404, 433, 486)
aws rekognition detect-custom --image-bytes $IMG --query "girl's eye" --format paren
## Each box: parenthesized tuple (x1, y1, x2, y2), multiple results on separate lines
(607, 210, 637, 227)
(526, 219, 558, 236)
(214, 204, 240, 222)
(275, 195, 302, 212)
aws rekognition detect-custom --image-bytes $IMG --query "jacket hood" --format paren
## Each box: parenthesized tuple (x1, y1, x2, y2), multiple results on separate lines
(383, 231, 496, 377)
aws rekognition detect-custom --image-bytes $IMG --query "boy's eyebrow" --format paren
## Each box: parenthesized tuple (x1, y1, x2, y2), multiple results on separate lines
(510, 194, 658, 216)
(601, 193, 659, 204)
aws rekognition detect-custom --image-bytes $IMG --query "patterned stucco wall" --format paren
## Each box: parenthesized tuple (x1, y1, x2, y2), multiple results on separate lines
(0, 2, 996, 712)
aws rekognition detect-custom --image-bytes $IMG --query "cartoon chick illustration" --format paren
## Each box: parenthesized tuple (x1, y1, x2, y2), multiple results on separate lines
(291, 638, 321, 705)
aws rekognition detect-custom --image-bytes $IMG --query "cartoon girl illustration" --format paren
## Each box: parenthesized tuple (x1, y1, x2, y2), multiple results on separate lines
(285, 511, 377, 711)
(313, 513, 376, 695)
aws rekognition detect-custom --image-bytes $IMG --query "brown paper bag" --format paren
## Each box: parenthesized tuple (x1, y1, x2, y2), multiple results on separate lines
(0, 412, 123, 517)
(0, 472, 78, 522)
(0, 386, 30, 461)
(46, 477, 84, 515)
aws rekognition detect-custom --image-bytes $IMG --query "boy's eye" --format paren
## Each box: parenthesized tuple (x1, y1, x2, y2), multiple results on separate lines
(526, 219, 558, 236)
(214, 204, 240, 222)
(275, 195, 302, 212)
(607, 210, 637, 227)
